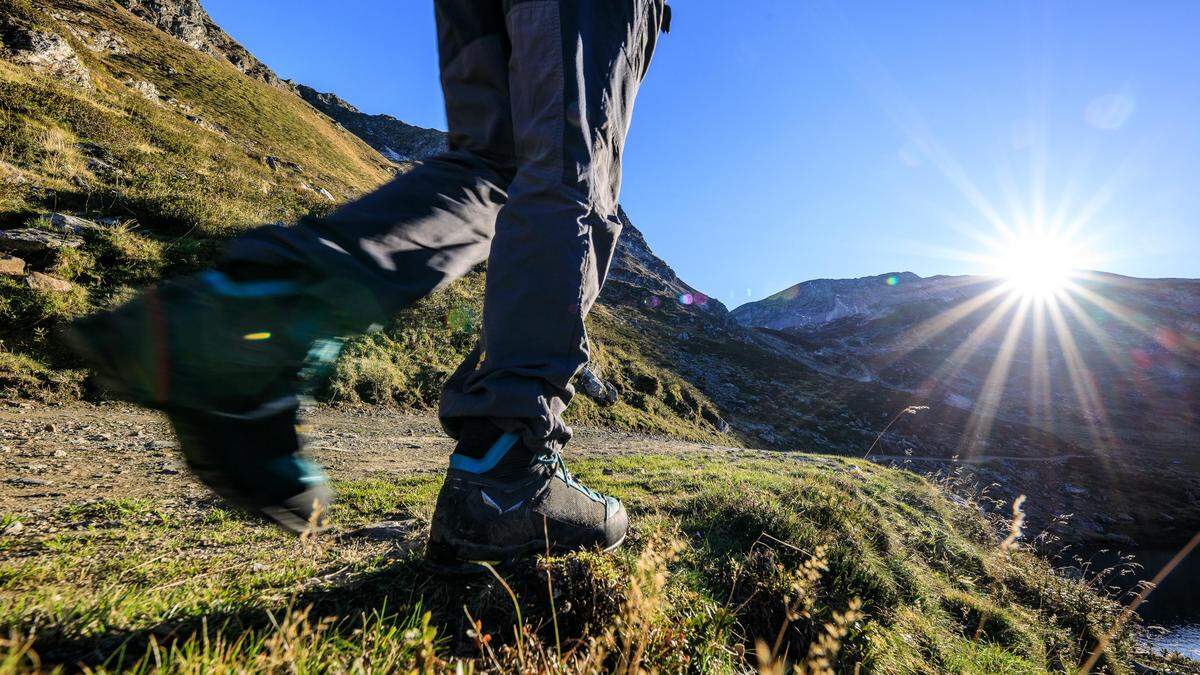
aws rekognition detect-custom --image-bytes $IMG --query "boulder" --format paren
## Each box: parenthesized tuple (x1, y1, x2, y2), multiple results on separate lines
(577, 365, 619, 406)
(0, 254, 25, 276)
(1, 25, 92, 89)
(0, 228, 84, 254)
(124, 78, 161, 103)
(300, 182, 335, 201)
(264, 156, 303, 173)
(25, 272, 73, 293)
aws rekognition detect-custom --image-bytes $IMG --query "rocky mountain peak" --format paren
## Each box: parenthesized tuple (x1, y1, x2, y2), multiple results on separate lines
(731, 272, 992, 330)
(608, 209, 728, 315)
(289, 83, 449, 162)
(113, 0, 282, 86)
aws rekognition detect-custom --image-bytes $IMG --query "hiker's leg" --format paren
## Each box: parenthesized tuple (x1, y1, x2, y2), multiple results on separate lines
(439, 0, 669, 452)
(219, 152, 508, 322)
(426, 0, 666, 570)
(220, 1, 517, 320)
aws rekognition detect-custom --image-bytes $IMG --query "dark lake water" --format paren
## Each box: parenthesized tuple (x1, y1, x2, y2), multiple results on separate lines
(1132, 548, 1200, 659)
(1084, 547, 1200, 659)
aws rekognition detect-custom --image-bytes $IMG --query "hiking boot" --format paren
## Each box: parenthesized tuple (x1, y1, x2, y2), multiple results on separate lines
(61, 269, 370, 415)
(425, 420, 628, 573)
(61, 269, 369, 534)
(169, 405, 332, 534)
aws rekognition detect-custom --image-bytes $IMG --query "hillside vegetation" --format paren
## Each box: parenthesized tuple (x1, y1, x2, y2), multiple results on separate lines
(0, 407, 1146, 673)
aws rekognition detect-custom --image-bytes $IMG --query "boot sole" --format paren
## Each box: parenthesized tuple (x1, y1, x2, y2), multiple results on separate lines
(423, 532, 628, 577)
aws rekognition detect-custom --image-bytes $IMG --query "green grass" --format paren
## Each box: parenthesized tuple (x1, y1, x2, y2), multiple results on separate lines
(323, 271, 734, 444)
(0, 454, 1140, 672)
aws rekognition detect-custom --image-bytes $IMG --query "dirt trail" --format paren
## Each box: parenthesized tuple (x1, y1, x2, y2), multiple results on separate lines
(869, 453, 1089, 464)
(0, 402, 781, 521)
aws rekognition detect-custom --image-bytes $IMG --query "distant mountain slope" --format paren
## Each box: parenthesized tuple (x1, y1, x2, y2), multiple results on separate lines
(731, 272, 984, 330)
(291, 83, 448, 163)
(731, 271, 1200, 454)
(733, 271, 1200, 546)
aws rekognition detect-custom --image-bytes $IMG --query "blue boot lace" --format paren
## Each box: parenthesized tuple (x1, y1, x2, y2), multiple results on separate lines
(535, 452, 604, 502)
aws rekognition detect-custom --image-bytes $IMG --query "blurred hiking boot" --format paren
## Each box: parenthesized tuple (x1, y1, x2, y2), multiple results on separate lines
(61, 269, 371, 415)
(60, 269, 372, 533)
(169, 404, 331, 534)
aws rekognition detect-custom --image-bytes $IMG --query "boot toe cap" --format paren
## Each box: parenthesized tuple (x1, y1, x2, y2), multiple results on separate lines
(603, 496, 629, 549)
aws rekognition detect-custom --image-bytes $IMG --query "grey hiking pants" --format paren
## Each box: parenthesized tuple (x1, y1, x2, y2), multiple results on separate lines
(222, 0, 670, 453)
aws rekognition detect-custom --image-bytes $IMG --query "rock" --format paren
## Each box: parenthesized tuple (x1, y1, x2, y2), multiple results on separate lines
(577, 365, 619, 406)
(1064, 484, 1090, 497)
(26, 272, 74, 293)
(299, 182, 335, 201)
(124, 78, 161, 103)
(0, 159, 26, 186)
(0, 228, 84, 254)
(264, 156, 302, 173)
(1, 24, 92, 89)
(185, 114, 226, 136)
(46, 212, 104, 233)
(0, 254, 25, 276)
(6, 477, 49, 487)
(86, 157, 116, 174)
(0, 520, 24, 535)
(342, 520, 422, 546)
(1057, 565, 1084, 581)
(87, 30, 128, 55)
(716, 419, 732, 434)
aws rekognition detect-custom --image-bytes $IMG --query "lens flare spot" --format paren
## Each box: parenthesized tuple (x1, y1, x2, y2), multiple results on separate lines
(886, 275, 900, 286)
(242, 332, 272, 341)
(678, 293, 694, 306)
(645, 295, 662, 308)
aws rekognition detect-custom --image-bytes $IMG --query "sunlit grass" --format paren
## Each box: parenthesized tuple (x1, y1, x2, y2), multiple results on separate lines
(0, 455, 1141, 672)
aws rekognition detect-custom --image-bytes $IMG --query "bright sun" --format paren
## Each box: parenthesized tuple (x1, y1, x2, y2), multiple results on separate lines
(993, 234, 1080, 298)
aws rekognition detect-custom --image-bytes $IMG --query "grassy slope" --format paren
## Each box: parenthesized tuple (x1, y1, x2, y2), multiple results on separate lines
(0, 0, 389, 395)
(0, 453, 1140, 673)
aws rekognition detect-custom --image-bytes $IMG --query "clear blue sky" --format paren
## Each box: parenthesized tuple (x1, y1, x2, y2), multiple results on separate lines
(205, 1, 1199, 306)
